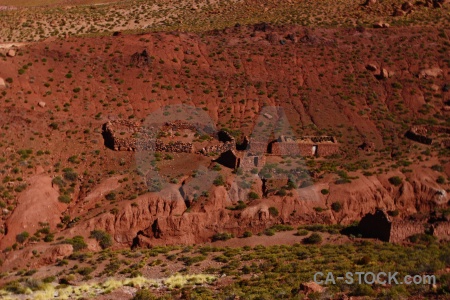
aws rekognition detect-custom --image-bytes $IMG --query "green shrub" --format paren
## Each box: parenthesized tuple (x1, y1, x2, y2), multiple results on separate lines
(58, 194, 71, 203)
(16, 231, 29, 244)
(268, 207, 279, 217)
(303, 233, 322, 244)
(331, 202, 342, 212)
(64, 236, 87, 251)
(248, 191, 259, 200)
(105, 192, 116, 201)
(243, 231, 253, 238)
(212, 232, 234, 241)
(388, 176, 403, 186)
(213, 175, 225, 186)
(296, 229, 309, 236)
(132, 289, 157, 300)
(90, 230, 113, 249)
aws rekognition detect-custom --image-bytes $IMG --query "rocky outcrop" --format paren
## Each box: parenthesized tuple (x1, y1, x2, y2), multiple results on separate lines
(419, 67, 443, 78)
(130, 49, 151, 67)
(6, 49, 15, 57)
(405, 126, 432, 145)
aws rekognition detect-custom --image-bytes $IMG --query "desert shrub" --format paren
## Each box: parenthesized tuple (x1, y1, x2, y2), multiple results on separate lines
(44, 233, 54, 242)
(90, 230, 113, 249)
(350, 284, 376, 297)
(248, 191, 259, 200)
(52, 176, 66, 188)
(431, 165, 444, 172)
(437, 176, 445, 184)
(268, 207, 279, 217)
(58, 194, 71, 203)
(132, 289, 157, 300)
(320, 189, 329, 195)
(16, 231, 29, 244)
(105, 192, 116, 200)
(408, 233, 437, 245)
(356, 255, 371, 265)
(303, 233, 322, 244)
(243, 231, 253, 238)
(4, 281, 26, 294)
(270, 224, 293, 232)
(331, 202, 342, 212)
(77, 266, 94, 276)
(212, 232, 234, 241)
(264, 228, 275, 236)
(213, 175, 225, 186)
(63, 168, 78, 181)
(42, 276, 56, 283)
(228, 200, 247, 210)
(296, 229, 309, 236)
(64, 236, 87, 251)
(388, 176, 403, 186)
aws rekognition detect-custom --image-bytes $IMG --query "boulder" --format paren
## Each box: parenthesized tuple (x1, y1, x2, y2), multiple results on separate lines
(299, 281, 325, 294)
(0, 77, 6, 89)
(401, 1, 414, 12)
(379, 68, 389, 79)
(393, 8, 406, 16)
(431, 84, 440, 91)
(364, 0, 377, 5)
(6, 49, 15, 57)
(419, 68, 443, 78)
(38, 101, 46, 108)
(266, 33, 281, 44)
(373, 21, 389, 28)
(366, 64, 378, 71)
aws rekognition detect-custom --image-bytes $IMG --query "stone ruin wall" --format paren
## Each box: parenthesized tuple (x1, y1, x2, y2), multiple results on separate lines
(389, 221, 425, 243)
(240, 155, 266, 169)
(271, 142, 310, 156)
(405, 126, 432, 145)
(270, 141, 339, 157)
(406, 125, 450, 145)
(248, 141, 268, 154)
(316, 144, 340, 156)
(103, 120, 194, 153)
(198, 141, 235, 155)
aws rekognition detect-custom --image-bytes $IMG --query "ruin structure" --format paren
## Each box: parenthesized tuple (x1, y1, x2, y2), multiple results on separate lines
(358, 209, 450, 243)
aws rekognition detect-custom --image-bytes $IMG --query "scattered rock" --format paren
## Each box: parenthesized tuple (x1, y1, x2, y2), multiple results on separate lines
(266, 32, 281, 44)
(0, 77, 6, 89)
(364, 0, 377, 5)
(38, 101, 46, 108)
(6, 49, 15, 57)
(393, 8, 407, 16)
(359, 141, 375, 152)
(299, 281, 325, 294)
(378, 68, 389, 79)
(431, 84, 440, 91)
(366, 64, 378, 71)
(443, 106, 450, 111)
(401, 1, 414, 12)
(419, 67, 443, 78)
(373, 21, 390, 28)
(286, 33, 297, 42)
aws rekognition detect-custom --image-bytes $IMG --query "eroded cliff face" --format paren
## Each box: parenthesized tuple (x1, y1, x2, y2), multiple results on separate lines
(55, 167, 449, 249)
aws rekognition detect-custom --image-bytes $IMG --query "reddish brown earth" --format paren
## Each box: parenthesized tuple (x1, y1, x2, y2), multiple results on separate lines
(0, 24, 449, 270)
